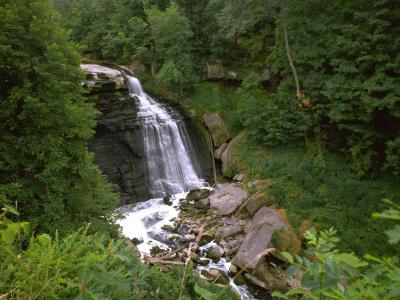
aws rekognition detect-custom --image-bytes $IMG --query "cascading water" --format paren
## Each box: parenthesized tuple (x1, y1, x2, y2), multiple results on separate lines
(118, 75, 254, 300)
(126, 76, 206, 197)
(119, 76, 207, 253)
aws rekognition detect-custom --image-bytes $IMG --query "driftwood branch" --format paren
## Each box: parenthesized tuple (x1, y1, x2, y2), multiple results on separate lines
(143, 254, 185, 266)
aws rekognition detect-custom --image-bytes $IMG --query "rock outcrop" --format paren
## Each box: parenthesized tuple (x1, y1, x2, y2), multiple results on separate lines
(220, 132, 246, 177)
(81, 64, 126, 92)
(82, 64, 213, 204)
(208, 183, 248, 215)
(232, 207, 287, 269)
(203, 112, 230, 147)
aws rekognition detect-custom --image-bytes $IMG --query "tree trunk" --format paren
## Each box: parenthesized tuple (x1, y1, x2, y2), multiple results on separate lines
(282, 14, 301, 98)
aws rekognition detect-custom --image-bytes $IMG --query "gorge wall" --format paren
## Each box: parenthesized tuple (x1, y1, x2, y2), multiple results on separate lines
(81, 64, 213, 205)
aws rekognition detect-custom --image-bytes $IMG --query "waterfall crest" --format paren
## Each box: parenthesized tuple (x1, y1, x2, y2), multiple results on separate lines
(126, 76, 207, 197)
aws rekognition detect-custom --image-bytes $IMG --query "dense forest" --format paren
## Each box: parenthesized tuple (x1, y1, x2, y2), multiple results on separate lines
(1, 0, 399, 299)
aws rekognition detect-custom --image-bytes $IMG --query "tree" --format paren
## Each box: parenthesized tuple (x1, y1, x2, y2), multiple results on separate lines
(270, 0, 400, 175)
(0, 0, 118, 235)
(146, 3, 196, 91)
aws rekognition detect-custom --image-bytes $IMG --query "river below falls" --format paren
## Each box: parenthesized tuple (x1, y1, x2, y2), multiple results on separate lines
(118, 192, 256, 300)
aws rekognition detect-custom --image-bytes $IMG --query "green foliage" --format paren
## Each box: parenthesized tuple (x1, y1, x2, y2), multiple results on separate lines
(0, 0, 119, 235)
(274, 202, 400, 299)
(0, 209, 238, 300)
(147, 3, 197, 92)
(269, 0, 400, 175)
(236, 142, 399, 255)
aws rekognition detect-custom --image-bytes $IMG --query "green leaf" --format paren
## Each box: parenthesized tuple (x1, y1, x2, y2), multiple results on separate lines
(385, 225, 400, 245)
(271, 291, 289, 299)
(285, 288, 310, 296)
(285, 265, 300, 277)
(3, 205, 19, 216)
(194, 284, 216, 300)
(19, 222, 30, 236)
(1, 227, 16, 244)
(334, 253, 368, 268)
(281, 252, 294, 264)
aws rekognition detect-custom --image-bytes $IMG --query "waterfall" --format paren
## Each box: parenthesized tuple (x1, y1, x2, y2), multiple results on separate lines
(126, 76, 206, 198)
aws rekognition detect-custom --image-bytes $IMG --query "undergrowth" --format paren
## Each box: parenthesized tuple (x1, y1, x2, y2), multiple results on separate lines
(236, 140, 400, 256)
(0, 207, 238, 300)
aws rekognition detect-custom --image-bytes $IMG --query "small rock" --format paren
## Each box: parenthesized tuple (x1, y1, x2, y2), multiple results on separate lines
(131, 237, 144, 245)
(229, 264, 238, 275)
(163, 192, 173, 205)
(190, 252, 199, 263)
(228, 239, 239, 248)
(206, 244, 224, 260)
(209, 268, 220, 277)
(233, 172, 245, 182)
(219, 239, 228, 247)
(184, 234, 196, 241)
(225, 245, 240, 256)
(192, 242, 199, 252)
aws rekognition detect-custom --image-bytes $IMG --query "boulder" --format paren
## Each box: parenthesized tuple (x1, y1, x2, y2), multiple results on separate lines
(232, 207, 287, 269)
(220, 132, 246, 177)
(216, 224, 242, 238)
(203, 112, 230, 147)
(205, 62, 224, 81)
(271, 209, 301, 255)
(206, 244, 224, 260)
(214, 143, 228, 160)
(245, 192, 273, 216)
(209, 183, 248, 215)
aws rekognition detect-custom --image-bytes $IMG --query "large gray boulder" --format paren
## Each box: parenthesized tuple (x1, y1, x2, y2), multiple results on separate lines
(209, 183, 247, 215)
(232, 207, 287, 269)
(203, 112, 230, 147)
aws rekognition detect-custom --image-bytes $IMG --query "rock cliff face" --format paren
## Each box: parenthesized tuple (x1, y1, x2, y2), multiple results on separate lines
(82, 64, 212, 205)
(88, 91, 149, 205)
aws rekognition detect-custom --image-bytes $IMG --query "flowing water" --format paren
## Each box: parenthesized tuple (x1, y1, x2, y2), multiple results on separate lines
(119, 76, 207, 253)
(118, 76, 254, 299)
(126, 76, 206, 198)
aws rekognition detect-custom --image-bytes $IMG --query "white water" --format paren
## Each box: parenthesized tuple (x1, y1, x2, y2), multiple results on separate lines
(118, 76, 254, 299)
(119, 76, 207, 254)
(127, 76, 207, 197)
